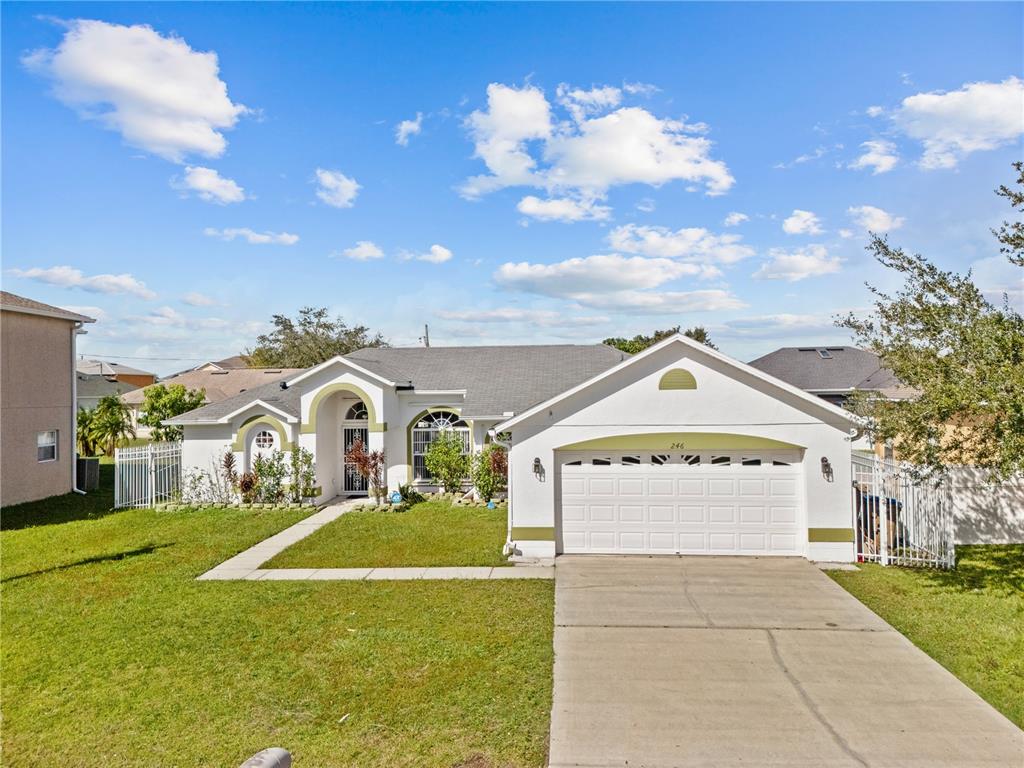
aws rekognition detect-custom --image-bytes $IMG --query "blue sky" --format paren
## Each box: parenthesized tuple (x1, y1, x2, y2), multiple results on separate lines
(2, 2, 1022, 375)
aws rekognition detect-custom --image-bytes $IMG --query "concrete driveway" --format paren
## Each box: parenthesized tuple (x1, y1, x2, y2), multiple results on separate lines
(549, 556, 1022, 768)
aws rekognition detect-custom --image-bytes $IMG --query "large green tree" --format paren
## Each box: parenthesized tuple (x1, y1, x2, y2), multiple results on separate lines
(839, 164, 1024, 480)
(90, 395, 136, 456)
(603, 326, 718, 355)
(246, 307, 388, 368)
(139, 384, 207, 442)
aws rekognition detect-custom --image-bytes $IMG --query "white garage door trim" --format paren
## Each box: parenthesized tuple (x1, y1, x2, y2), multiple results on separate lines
(557, 449, 805, 556)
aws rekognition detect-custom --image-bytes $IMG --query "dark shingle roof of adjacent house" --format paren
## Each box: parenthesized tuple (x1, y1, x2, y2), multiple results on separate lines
(0, 291, 96, 323)
(746, 346, 910, 396)
(77, 374, 141, 400)
(76, 359, 155, 378)
(167, 343, 629, 424)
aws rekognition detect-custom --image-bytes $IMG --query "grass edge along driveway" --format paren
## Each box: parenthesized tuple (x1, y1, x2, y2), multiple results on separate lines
(2, 486, 554, 767)
(265, 499, 511, 569)
(829, 544, 1024, 729)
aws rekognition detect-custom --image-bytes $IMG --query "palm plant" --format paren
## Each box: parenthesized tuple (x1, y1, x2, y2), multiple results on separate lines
(91, 395, 136, 456)
(76, 408, 100, 456)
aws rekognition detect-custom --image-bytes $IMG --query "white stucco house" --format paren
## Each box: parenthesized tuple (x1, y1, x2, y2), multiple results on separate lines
(169, 334, 863, 562)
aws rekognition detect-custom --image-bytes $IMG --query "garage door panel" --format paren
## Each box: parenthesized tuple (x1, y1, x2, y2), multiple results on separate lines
(559, 451, 802, 556)
(618, 478, 644, 495)
(679, 505, 704, 523)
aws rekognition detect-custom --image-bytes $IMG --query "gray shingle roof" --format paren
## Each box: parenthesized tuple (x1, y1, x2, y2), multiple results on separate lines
(168, 343, 628, 424)
(77, 359, 155, 378)
(747, 346, 897, 392)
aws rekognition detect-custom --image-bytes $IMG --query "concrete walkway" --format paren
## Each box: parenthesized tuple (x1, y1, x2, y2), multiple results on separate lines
(549, 556, 1023, 768)
(197, 499, 552, 581)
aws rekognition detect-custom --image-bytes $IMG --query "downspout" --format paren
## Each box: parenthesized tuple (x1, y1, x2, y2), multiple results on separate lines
(488, 428, 514, 554)
(71, 322, 87, 494)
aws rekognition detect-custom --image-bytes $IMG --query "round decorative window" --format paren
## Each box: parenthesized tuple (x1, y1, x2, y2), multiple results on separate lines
(254, 430, 275, 449)
(345, 402, 368, 420)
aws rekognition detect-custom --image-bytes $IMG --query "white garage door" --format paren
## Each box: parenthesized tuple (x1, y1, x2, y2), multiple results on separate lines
(558, 450, 804, 555)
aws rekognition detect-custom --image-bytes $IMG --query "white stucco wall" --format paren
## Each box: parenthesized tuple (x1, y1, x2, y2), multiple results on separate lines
(181, 424, 234, 473)
(505, 342, 857, 560)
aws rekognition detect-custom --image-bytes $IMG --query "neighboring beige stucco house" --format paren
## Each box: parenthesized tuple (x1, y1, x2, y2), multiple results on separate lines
(1, 292, 95, 507)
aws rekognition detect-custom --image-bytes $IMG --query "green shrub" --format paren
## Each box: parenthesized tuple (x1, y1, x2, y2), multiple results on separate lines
(423, 431, 469, 493)
(472, 444, 507, 502)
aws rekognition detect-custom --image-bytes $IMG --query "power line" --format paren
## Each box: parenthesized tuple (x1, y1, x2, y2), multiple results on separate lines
(78, 352, 211, 362)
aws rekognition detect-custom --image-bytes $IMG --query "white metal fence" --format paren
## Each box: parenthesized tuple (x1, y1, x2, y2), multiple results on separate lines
(114, 442, 183, 509)
(852, 454, 955, 569)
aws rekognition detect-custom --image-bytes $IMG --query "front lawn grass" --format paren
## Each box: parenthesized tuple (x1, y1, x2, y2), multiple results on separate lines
(1, 488, 554, 766)
(265, 500, 510, 569)
(829, 545, 1024, 728)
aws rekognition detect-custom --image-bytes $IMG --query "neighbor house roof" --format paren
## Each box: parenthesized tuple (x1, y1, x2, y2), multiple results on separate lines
(76, 359, 155, 378)
(747, 346, 900, 394)
(122, 367, 301, 407)
(167, 343, 629, 424)
(0, 291, 96, 324)
(77, 374, 141, 401)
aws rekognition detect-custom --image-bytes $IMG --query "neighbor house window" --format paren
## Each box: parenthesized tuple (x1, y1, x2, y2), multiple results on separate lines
(37, 430, 58, 462)
(254, 430, 275, 449)
(411, 410, 470, 481)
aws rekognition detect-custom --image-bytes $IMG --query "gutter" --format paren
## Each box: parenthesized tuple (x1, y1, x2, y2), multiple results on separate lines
(71, 323, 87, 494)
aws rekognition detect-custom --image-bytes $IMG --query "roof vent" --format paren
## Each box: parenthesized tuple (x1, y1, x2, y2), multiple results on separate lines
(818, 349, 833, 359)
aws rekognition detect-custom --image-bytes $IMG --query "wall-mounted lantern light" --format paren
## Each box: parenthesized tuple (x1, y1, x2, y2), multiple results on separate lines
(533, 457, 543, 477)
(820, 456, 834, 482)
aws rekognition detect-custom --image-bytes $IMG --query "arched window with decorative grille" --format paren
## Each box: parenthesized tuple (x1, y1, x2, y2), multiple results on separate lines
(410, 410, 470, 481)
(345, 401, 368, 421)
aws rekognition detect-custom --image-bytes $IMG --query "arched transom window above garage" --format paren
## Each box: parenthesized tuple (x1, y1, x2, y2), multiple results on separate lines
(658, 368, 697, 390)
(345, 401, 368, 421)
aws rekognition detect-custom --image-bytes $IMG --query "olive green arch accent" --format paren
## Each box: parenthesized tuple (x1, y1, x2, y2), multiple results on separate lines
(232, 414, 294, 452)
(659, 368, 697, 390)
(301, 382, 386, 435)
(556, 432, 803, 452)
(405, 407, 474, 475)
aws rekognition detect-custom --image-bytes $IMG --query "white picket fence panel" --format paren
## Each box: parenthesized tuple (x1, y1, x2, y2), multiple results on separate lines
(114, 442, 183, 509)
(852, 454, 955, 569)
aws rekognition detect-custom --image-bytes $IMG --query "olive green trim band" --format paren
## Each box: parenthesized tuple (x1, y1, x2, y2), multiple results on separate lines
(510, 526, 555, 541)
(808, 527, 854, 543)
(232, 415, 294, 452)
(300, 382, 385, 434)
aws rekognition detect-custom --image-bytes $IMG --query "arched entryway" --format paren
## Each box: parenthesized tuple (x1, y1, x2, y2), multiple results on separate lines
(341, 400, 369, 493)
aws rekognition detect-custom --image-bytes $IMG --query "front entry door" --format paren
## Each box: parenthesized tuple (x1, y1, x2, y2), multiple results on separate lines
(343, 426, 369, 493)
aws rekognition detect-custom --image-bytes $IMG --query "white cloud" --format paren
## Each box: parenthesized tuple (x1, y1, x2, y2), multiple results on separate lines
(182, 291, 216, 306)
(622, 81, 660, 96)
(203, 227, 299, 245)
(971, 255, 1024, 309)
(557, 83, 622, 122)
(893, 77, 1024, 169)
(782, 209, 824, 235)
(838, 228, 855, 239)
(849, 139, 899, 175)
(494, 253, 712, 298)
(636, 197, 656, 213)
(314, 168, 360, 208)
(8, 265, 156, 299)
(460, 83, 552, 198)
(516, 195, 611, 222)
(175, 166, 246, 204)
(22, 19, 246, 162)
(866, 105, 885, 118)
(395, 112, 423, 146)
(437, 308, 609, 327)
(753, 245, 842, 282)
(402, 244, 453, 264)
(847, 205, 905, 233)
(571, 289, 745, 314)
(338, 240, 384, 260)
(460, 82, 733, 202)
(607, 224, 754, 264)
(719, 313, 840, 340)
(723, 212, 749, 227)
